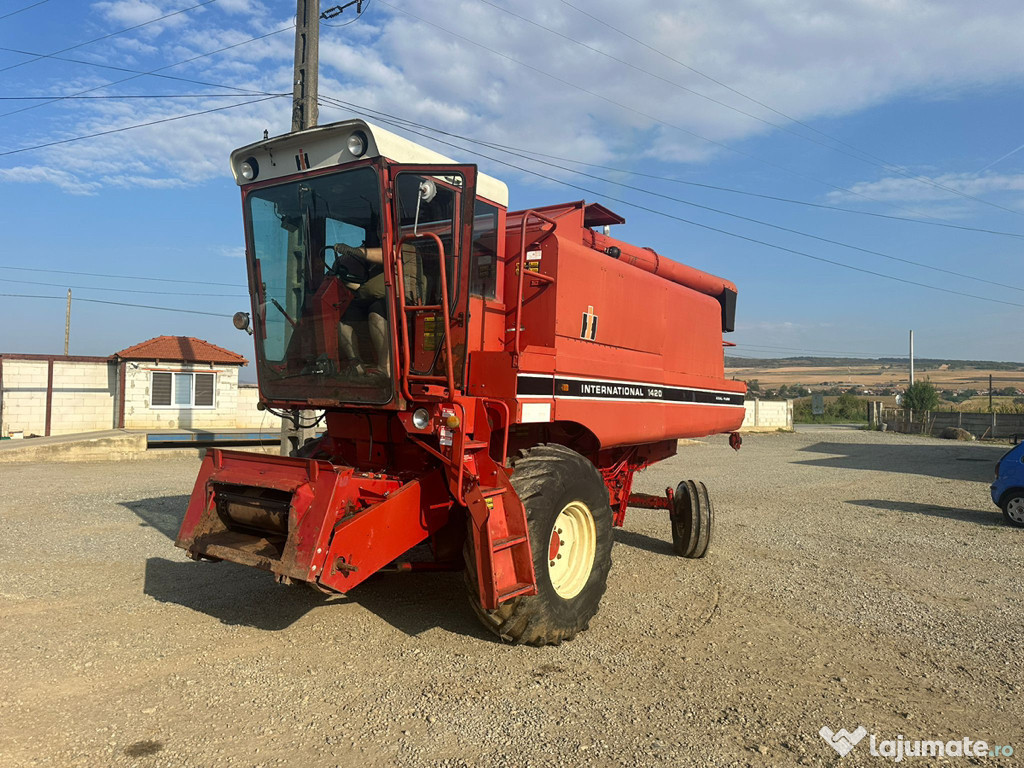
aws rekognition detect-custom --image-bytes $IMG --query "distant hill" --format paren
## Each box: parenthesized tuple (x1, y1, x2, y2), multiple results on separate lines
(725, 355, 1024, 371)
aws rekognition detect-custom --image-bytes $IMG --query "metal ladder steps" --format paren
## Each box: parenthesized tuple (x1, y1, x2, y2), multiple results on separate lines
(463, 439, 490, 450)
(497, 582, 535, 602)
(492, 535, 527, 553)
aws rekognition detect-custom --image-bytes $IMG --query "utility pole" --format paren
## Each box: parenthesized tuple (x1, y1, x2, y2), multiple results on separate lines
(908, 329, 914, 387)
(990, 374, 994, 413)
(64, 289, 71, 355)
(291, 0, 319, 132)
(281, 0, 320, 455)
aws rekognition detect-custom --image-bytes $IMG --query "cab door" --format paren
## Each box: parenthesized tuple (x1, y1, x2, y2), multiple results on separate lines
(388, 164, 477, 399)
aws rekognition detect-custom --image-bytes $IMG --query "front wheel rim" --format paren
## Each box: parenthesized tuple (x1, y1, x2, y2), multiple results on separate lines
(547, 501, 597, 599)
(1007, 497, 1024, 523)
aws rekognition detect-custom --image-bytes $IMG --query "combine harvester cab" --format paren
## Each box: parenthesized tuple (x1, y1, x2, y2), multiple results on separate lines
(176, 119, 745, 645)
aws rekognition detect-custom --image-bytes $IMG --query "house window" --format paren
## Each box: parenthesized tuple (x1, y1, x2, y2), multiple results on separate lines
(151, 371, 216, 408)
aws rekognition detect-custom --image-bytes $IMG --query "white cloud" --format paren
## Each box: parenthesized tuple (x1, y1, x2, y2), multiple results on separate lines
(9, 1, 1024, 195)
(0, 166, 102, 195)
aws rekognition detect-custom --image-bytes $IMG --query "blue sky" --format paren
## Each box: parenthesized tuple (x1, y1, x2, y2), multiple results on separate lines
(2, 0, 1024, 368)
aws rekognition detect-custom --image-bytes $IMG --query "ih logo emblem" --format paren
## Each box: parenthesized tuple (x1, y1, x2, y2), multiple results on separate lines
(580, 305, 599, 341)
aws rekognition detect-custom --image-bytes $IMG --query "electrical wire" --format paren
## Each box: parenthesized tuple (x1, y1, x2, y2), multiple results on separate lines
(0, 44, 286, 98)
(0, 94, 284, 157)
(0, 93, 288, 100)
(554, 0, 1024, 220)
(0, 0, 50, 21)
(374, 1, 972, 225)
(0, 0, 219, 74)
(0, 293, 233, 318)
(0, 265, 245, 288)
(322, 97, 1024, 293)
(0, 25, 293, 120)
(427, 133, 1024, 239)
(320, 94, 1024, 310)
(322, 0, 372, 28)
(0, 276, 247, 297)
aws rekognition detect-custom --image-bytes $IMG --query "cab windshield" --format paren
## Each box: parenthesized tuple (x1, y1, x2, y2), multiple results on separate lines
(245, 166, 392, 404)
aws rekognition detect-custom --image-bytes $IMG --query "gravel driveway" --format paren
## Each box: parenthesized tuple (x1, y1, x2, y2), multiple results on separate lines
(1, 428, 1020, 767)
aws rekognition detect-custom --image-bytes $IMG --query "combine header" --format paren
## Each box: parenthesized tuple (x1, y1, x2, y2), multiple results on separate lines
(176, 120, 745, 645)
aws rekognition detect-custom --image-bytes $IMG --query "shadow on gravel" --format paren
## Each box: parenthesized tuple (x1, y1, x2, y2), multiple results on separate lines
(795, 441, 1006, 481)
(613, 528, 675, 556)
(846, 499, 1005, 527)
(122, 496, 190, 540)
(143, 558, 494, 640)
(144, 557, 328, 629)
(346, 572, 495, 641)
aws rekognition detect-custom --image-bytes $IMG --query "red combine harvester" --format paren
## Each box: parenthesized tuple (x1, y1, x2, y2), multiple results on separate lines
(176, 119, 746, 645)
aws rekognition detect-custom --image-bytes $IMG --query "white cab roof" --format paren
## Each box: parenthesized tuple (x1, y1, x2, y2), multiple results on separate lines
(229, 119, 509, 207)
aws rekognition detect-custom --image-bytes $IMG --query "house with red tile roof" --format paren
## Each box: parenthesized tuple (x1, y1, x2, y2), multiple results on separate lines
(0, 336, 271, 437)
(112, 336, 249, 430)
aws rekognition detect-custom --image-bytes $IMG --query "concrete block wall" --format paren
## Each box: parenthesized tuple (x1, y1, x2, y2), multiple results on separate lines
(122, 364, 242, 430)
(740, 399, 793, 431)
(50, 360, 116, 434)
(235, 385, 284, 430)
(2, 360, 51, 436)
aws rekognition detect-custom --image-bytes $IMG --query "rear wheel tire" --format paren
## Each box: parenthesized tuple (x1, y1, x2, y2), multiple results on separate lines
(465, 444, 613, 646)
(1001, 492, 1024, 528)
(671, 480, 713, 558)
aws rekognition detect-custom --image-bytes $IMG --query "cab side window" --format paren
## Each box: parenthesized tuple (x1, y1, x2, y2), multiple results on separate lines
(470, 200, 499, 299)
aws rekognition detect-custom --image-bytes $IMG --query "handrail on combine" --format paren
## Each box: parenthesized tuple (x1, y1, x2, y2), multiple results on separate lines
(513, 210, 559, 366)
(394, 231, 455, 402)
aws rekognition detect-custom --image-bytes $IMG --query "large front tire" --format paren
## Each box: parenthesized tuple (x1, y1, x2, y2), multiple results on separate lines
(465, 444, 613, 645)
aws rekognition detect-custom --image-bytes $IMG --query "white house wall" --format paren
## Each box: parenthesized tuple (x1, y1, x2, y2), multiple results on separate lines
(122, 363, 240, 430)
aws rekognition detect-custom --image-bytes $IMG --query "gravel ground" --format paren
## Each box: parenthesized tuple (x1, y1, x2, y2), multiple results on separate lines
(1, 428, 1021, 767)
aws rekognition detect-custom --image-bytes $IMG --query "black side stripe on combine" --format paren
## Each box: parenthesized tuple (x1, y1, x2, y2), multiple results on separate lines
(516, 375, 554, 396)
(515, 374, 745, 406)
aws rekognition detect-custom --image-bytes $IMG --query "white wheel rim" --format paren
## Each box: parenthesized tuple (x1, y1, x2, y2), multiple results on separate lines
(1007, 497, 1024, 523)
(547, 500, 596, 599)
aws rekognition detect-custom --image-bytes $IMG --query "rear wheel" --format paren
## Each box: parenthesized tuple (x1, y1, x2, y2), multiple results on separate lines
(465, 444, 613, 645)
(671, 480, 713, 558)
(1001, 491, 1024, 528)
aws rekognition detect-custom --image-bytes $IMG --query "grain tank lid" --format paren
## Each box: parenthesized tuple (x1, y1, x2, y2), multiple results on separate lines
(506, 200, 625, 230)
(229, 118, 509, 207)
(583, 203, 625, 228)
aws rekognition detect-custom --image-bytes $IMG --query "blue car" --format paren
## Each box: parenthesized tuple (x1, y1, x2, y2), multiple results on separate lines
(991, 442, 1024, 527)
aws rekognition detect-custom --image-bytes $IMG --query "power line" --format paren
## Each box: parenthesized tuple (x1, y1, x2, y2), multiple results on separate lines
(0, 0, 219, 74)
(321, 95, 1024, 310)
(554, 0, 1024, 220)
(0, 1, 50, 21)
(0, 93, 287, 100)
(374, 1, 968, 225)
(0, 94, 284, 157)
(441, 134, 1024, 240)
(325, 100, 1024, 292)
(0, 43, 284, 97)
(321, 0, 372, 27)
(0, 276, 247, 297)
(0, 293, 233, 318)
(0, 25, 293, 120)
(0, 265, 245, 288)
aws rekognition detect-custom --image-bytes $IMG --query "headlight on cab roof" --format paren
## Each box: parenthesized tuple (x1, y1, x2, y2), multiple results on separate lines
(239, 156, 259, 181)
(347, 131, 367, 157)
